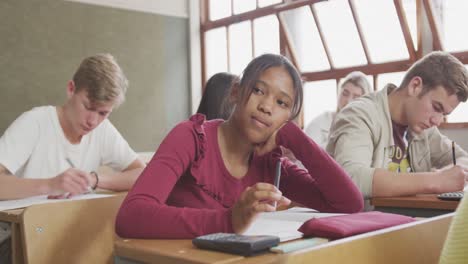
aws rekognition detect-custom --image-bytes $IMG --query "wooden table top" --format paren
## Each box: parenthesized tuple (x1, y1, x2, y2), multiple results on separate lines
(371, 194, 459, 210)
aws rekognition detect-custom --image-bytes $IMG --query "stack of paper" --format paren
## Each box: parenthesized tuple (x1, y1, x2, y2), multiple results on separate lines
(243, 207, 344, 242)
(0, 193, 113, 211)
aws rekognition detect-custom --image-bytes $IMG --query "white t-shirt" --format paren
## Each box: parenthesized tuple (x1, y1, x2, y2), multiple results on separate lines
(0, 106, 137, 179)
(304, 111, 335, 149)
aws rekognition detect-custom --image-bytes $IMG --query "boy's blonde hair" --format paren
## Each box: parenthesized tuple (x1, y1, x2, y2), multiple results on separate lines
(73, 53, 128, 106)
(400, 51, 468, 102)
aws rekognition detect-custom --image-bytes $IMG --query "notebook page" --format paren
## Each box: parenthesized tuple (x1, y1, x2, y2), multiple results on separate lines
(243, 207, 344, 242)
(0, 193, 113, 211)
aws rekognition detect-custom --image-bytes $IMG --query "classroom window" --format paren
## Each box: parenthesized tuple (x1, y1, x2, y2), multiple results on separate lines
(447, 65, 468, 123)
(353, 0, 409, 63)
(253, 15, 280, 57)
(303, 80, 337, 124)
(313, 0, 367, 68)
(258, 0, 283, 8)
(228, 21, 253, 75)
(402, 0, 417, 50)
(376, 72, 406, 90)
(201, 0, 468, 126)
(205, 27, 228, 80)
(209, 0, 231, 21)
(442, 0, 468, 52)
(233, 0, 256, 14)
(281, 6, 330, 72)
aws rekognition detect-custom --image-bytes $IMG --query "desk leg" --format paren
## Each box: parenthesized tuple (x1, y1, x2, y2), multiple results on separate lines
(11, 223, 24, 264)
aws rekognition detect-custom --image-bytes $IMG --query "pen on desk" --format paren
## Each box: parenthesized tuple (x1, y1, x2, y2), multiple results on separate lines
(452, 141, 456, 166)
(273, 160, 282, 208)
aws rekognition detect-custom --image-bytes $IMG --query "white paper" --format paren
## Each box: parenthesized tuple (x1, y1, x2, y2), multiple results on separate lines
(0, 193, 113, 211)
(243, 207, 344, 242)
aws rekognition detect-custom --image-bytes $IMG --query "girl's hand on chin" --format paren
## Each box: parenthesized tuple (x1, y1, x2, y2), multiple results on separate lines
(254, 130, 278, 156)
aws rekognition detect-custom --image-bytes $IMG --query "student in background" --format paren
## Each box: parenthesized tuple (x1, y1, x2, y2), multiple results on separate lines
(326, 51, 468, 209)
(116, 54, 363, 239)
(305, 71, 372, 148)
(0, 53, 145, 263)
(197, 72, 237, 120)
(439, 196, 468, 263)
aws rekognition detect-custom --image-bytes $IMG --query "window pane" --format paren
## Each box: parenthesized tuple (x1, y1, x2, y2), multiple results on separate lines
(377, 71, 406, 90)
(254, 15, 280, 56)
(233, 0, 256, 14)
(258, 0, 283, 8)
(402, 0, 417, 50)
(210, 0, 231, 21)
(448, 102, 468, 123)
(354, 0, 409, 63)
(229, 21, 253, 75)
(447, 65, 468, 122)
(442, 0, 468, 52)
(281, 7, 330, 72)
(303, 80, 337, 125)
(314, 0, 367, 68)
(205, 27, 228, 80)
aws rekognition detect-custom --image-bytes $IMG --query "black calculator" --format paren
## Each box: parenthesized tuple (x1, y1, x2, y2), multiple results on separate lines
(437, 191, 464, 201)
(192, 233, 279, 256)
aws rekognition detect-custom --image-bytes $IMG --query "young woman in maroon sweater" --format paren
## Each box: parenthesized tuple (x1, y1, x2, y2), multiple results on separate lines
(116, 54, 363, 239)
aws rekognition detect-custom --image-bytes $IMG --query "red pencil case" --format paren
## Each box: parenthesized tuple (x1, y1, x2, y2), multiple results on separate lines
(298, 211, 415, 239)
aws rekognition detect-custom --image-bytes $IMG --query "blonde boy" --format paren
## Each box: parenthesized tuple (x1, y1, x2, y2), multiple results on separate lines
(0, 54, 145, 262)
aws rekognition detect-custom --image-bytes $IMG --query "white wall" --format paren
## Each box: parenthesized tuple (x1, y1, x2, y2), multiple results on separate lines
(65, 0, 189, 17)
(66, 0, 202, 115)
(439, 128, 468, 152)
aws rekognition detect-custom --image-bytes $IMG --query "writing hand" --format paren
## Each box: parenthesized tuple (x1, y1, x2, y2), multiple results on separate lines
(47, 168, 93, 199)
(436, 165, 467, 192)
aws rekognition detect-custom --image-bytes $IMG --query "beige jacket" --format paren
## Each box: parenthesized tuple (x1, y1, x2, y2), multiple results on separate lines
(326, 84, 468, 199)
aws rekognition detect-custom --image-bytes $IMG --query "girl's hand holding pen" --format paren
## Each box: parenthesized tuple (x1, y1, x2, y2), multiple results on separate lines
(46, 168, 93, 199)
(231, 182, 291, 234)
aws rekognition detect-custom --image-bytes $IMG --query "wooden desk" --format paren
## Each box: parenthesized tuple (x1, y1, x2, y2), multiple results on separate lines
(114, 213, 453, 264)
(371, 194, 459, 217)
(0, 193, 125, 264)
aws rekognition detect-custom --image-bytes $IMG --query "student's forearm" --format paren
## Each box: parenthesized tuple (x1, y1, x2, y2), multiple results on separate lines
(372, 169, 439, 197)
(0, 173, 50, 200)
(97, 168, 144, 191)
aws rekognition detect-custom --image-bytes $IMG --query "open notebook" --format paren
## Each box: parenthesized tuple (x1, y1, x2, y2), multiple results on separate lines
(242, 207, 344, 242)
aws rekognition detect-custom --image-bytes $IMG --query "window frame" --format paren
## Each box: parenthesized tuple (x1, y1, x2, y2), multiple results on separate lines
(200, 0, 468, 128)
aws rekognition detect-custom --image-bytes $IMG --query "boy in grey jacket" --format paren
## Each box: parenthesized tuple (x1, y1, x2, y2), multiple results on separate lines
(327, 51, 468, 208)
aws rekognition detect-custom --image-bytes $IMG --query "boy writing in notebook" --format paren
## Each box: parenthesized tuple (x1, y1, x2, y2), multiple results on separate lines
(0, 53, 145, 200)
(0, 53, 145, 263)
(326, 51, 468, 209)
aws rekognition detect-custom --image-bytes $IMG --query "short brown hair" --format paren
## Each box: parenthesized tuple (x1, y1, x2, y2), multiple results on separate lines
(73, 53, 128, 106)
(400, 51, 468, 102)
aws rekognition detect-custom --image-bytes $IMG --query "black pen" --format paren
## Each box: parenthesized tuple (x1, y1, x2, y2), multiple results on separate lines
(273, 160, 281, 208)
(452, 141, 456, 165)
(66, 158, 93, 193)
(66, 158, 76, 168)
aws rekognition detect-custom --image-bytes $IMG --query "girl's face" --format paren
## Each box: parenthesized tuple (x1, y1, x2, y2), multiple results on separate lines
(234, 66, 295, 144)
